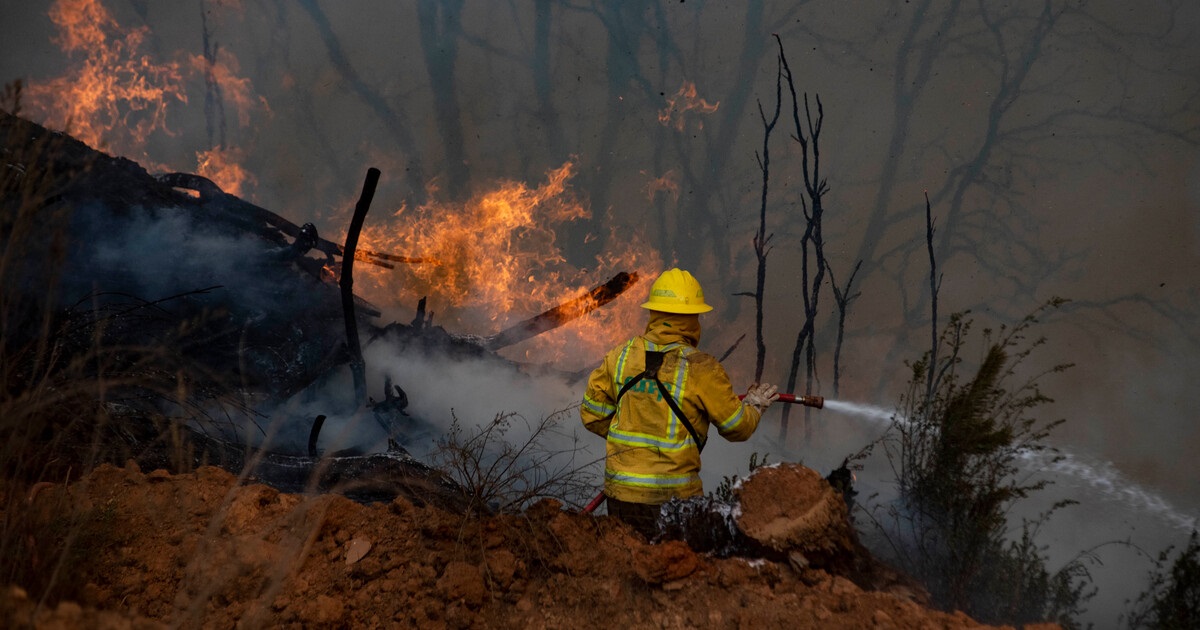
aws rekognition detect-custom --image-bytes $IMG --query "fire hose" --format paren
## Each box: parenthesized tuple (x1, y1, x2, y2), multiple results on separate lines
(581, 392, 824, 514)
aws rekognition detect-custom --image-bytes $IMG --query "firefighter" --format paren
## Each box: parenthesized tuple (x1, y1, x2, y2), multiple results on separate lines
(580, 268, 779, 538)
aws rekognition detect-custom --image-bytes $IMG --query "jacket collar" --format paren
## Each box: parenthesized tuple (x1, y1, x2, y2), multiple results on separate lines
(643, 311, 701, 348)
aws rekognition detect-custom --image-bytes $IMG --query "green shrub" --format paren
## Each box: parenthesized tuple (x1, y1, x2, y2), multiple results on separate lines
(870, 300, 1095, 627)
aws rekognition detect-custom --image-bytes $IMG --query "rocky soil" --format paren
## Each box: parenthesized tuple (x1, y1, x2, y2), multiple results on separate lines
(0, 461, 1061, 629)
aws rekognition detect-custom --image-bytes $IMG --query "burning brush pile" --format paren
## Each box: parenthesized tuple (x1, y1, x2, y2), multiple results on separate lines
(0, 110, 656, 512)
(0, 89, 984, 630)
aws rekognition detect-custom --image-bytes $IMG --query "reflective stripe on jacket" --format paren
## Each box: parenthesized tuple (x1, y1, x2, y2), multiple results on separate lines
(580, 312, 761, 504)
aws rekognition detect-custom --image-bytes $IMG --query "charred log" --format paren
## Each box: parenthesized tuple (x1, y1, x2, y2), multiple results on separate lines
(355, 249, 441, 266)
(481, 271, 639, 351)
(158, 171, 433, 276)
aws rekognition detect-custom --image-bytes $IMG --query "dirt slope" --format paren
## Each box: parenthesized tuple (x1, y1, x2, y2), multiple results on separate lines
(3, 462, 1048, 629)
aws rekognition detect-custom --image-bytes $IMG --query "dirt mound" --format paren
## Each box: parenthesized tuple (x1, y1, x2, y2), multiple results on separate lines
(735, 463, 858, 563)
(4, 462, 1036, 628)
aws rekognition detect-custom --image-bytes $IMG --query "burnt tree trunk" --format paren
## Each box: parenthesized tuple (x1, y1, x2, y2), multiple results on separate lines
(341, 167, 381, 404)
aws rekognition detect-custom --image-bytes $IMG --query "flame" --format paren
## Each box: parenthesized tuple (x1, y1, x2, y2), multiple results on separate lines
(26, 0, 265, 197)
(196, 146, 256, 197)
(25, 0, 187, 153)
(644, 170, 680, 203)
(658, 81, 720, 131)
(23, 0, 656, 366)
(189, 46, 269, 129)
(350, 162, 662, 364)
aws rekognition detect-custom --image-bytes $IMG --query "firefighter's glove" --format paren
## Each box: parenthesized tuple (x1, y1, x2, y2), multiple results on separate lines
(743, 383, 779, 411)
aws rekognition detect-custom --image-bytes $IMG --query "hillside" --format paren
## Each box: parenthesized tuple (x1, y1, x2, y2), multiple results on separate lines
(1, 462, 1046, 629)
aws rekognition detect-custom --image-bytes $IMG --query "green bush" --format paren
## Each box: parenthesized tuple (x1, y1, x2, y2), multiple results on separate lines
(870, 300, 1095, 627)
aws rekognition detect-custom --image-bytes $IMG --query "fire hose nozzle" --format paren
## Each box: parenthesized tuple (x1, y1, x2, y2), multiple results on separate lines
(740, 393, 824, 408)
(778, 393, 823, 408)
(795, 394, 824, 409)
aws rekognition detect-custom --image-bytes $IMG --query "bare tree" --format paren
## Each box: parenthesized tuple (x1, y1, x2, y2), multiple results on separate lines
(828, 0, 1200, 399)
(775, 35, 829, 445)
(828, 259, 862, 398)
(923, 191, 940, 401)
(735, 48, 783, 382)
(200, 5, 227, 152)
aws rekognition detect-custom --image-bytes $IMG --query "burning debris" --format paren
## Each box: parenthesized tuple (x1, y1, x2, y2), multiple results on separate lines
(0, 111, 642, 508)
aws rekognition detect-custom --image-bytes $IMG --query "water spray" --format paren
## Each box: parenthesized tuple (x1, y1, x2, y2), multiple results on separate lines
(821, 399, 896, 424)
(818, 399, 1198, 532)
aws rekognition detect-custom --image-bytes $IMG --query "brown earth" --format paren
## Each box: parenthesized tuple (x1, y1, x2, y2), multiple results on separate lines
(1, 462, 1056, 629)
(736, 464, 858, 557)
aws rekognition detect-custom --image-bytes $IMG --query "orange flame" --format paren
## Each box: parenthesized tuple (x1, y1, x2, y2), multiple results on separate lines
(26, 0, 265, 197)
(350, 162, 662, 364)
(658, 81, 720, 131)
(196, 146, 256, 197)
(25, 1, 657, 367)
(26, 0, 187, 153)
(644, 170, 680, 203)
(189, 47, 270, 129)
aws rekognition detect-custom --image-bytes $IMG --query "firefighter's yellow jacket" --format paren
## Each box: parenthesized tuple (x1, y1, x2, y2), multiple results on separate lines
(580, 311, 761, 504)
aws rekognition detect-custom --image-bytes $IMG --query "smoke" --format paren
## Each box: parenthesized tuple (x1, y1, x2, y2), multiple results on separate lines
(62, 201, 333, 322)
(361, 339, 591, 458)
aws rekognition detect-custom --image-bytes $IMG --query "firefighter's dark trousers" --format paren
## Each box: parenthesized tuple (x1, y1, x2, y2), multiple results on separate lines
(606, 496, 661, 540)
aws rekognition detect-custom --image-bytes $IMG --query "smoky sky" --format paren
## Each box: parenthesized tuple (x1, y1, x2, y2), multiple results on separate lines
(2, 1, 1198, 621)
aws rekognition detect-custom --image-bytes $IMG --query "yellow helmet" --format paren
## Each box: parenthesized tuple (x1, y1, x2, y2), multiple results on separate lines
(640, 268, 713, 314)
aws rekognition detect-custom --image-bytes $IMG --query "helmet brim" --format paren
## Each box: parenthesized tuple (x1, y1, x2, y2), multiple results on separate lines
(640, 301, 713, 314)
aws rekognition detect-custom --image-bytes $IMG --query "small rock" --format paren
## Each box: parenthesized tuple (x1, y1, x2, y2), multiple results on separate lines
(873, 609, 893, 626)
(345, 538, 372, 565)
(788, 550, 810, 571)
